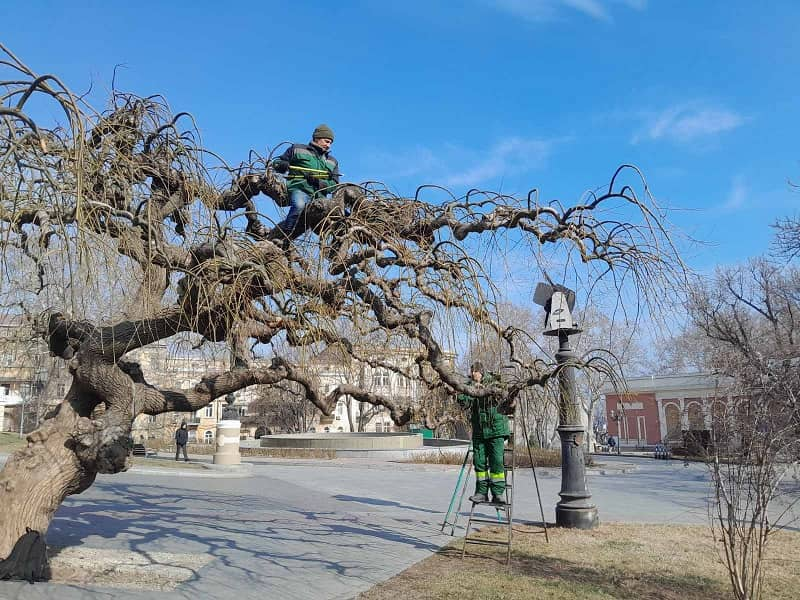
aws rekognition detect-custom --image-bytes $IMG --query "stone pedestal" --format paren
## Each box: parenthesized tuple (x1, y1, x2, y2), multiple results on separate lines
(213, 420, 242, 465)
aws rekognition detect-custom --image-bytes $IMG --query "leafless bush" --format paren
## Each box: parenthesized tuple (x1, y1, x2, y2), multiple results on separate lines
(690, 260, 800, 600)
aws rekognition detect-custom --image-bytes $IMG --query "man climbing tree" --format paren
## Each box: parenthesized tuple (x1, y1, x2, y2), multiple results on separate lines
(0, 45, 684, 569)
(270, 124, 340, 243)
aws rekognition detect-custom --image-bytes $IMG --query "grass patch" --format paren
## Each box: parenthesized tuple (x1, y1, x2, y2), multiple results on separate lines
(0, 431, 26, 452)
(358, 522, 800, 600)
(145, 442, 337, 460)
(131, 457, 206, 470)
(403, 447, 589, 468)
(242, 447, 337, 459)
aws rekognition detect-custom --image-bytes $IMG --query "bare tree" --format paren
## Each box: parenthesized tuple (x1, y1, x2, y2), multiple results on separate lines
(652, 324, 715, 375)
(689, 259, 800, 600)
(0, 46, 683, 564)
(246, 382, 318, 434)
(572, 307, 649, 452)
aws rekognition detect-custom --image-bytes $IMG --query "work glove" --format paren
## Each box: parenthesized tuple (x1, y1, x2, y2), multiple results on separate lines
(272, 159, 290, 174)
(306, 175, 326, 191)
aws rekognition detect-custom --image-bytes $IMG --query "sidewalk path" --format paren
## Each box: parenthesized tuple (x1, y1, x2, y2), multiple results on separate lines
(0, 455, 717, 600)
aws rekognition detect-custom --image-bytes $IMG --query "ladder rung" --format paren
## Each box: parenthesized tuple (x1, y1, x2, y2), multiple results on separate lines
(468, 517, 511, 525)
(464, 538, 511, 547)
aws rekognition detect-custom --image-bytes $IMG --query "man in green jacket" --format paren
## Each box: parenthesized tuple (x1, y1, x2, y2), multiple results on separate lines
(270, 124, 340, 239)
(457, 361, 510, 505)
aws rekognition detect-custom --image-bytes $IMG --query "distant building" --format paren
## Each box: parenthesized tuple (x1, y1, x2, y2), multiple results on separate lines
(0, 314, 70, 433)
(128, 344, 250, 444)
(602, 373, 732, 448)
(1, 312, 457, 441)
(305, 344, 456, 434)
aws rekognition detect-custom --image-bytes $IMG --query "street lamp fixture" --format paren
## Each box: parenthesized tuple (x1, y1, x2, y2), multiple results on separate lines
(534, 282, 599, 529)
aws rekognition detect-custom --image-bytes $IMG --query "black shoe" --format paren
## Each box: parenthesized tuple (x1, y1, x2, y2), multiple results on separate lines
(266, 227, 290, 247)
(469, 493, 489, 504)
(491, 496, 507, 506)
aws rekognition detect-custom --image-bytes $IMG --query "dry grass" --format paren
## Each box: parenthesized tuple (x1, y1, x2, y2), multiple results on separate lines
(145, 442, 336, 459)
(403, 447, 581, 469)
(0, 432, 25, 452)
(358, 522, 800, 600)
(130, 457, 206, 470)
(242, 447, 337, 459)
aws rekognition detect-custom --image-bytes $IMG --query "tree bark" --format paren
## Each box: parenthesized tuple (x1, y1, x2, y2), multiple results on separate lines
(0, 395, 95, 558)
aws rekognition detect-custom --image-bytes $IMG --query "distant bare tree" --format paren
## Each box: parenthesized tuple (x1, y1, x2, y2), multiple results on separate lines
(689, 259, 800, 600)
(771, 179, 800, 260)
(247, 383, 318, 434)
(573, 307, 648, 452)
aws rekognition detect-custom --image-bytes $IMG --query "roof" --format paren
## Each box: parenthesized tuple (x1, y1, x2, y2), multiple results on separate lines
(601, 373, 732, 395)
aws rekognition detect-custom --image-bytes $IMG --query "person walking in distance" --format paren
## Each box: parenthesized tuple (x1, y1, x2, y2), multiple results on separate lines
(175, 421, 189, 462)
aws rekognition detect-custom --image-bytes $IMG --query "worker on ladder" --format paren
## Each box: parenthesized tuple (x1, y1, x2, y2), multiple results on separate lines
(457, 361, 510, 505)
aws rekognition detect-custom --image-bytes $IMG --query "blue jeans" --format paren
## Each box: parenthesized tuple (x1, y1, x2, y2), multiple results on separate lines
(278, 188, 311, 234)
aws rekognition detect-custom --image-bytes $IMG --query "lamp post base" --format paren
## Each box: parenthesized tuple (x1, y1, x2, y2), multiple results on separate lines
(556, 505, 599, 529)
(556, 424, 599, 530)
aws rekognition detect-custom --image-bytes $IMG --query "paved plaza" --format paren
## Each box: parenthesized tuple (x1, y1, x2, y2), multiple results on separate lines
(0, 454, 719, 599)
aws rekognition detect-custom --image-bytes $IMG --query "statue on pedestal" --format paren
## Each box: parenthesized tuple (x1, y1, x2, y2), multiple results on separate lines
(221, 393, 239, 421)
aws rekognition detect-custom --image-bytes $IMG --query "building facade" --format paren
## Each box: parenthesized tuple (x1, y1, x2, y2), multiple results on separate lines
(307, 345, 426, 433)
(1, 312, 457, 442)
(128, 344, 254, 445)
(0, 314, 72, 433)
(602, 373, 731, 448)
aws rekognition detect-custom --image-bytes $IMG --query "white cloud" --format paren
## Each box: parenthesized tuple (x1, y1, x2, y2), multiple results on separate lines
(562, 0, 611, 21)
(718, 176, 748, 213)
(486, 0, 645, 23)
(361, 136, 563, 189)
(443, 137, 556, 187)
(632, 103, 745, 144)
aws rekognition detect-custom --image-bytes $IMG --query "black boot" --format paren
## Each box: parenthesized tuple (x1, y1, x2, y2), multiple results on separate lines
(469, 492, 488, 504)
(491, 495, 506, 506)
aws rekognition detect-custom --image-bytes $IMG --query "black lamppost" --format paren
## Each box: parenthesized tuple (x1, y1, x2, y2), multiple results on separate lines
(534, 283, 599, 529)
(608, 407, 623, 455)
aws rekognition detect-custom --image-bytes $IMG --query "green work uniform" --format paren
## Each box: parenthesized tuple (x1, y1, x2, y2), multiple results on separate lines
(457, 374, 510, 499)
(271, 143, 340, 198)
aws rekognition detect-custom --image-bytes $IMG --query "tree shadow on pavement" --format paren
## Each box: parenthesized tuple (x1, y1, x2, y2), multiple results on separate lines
(45, 479, 446, 593)
(332, 494, 441, 514)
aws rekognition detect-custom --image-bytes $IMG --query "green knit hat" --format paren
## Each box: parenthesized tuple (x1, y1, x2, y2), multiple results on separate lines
(312, 124, 334, 141)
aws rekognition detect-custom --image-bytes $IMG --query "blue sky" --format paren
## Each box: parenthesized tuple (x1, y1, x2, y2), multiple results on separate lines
(2, 0, 799, 274)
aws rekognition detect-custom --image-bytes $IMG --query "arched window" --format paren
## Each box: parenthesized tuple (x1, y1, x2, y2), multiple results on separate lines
(204, 430, 213, 444)
(664, 404, 681, 441)
(687, 402, 704, 430)
(324, 426, 330, 433)
(337, 427, 343, 432)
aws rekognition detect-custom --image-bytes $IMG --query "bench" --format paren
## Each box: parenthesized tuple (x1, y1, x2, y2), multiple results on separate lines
(131, 443, 158, 457)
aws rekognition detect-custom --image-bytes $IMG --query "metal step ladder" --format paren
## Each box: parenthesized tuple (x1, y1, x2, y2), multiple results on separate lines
(441, 415, 549, 567)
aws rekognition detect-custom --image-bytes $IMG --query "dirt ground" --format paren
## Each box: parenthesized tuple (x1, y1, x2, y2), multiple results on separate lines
(47, 546, 213, 590)
(358, 522, 800, 600)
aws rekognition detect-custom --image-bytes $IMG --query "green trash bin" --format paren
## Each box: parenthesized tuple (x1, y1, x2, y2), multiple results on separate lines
(409, 425, 434, 439)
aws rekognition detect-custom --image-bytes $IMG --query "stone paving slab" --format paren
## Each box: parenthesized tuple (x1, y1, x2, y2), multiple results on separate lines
(0, 455, 718, 600)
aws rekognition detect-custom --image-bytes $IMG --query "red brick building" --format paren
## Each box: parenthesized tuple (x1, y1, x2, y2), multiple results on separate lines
(602, 374, 730, 448)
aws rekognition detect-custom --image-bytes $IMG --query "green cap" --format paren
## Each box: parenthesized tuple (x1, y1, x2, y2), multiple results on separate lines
(312, 124, 334, 141)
